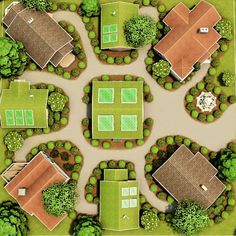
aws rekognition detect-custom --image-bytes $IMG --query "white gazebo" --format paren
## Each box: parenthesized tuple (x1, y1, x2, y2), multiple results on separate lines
(196, 92, 217, 112)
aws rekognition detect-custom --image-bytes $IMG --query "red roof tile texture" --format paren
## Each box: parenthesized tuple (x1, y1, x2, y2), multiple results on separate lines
(4, 152, 68, 231)
(154, 1, 221, 80)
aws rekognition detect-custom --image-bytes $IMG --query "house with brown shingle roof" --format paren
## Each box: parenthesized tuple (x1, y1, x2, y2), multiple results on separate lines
(3, 3, 73, 69)
(152, 145, 225, 209)
(1, 151, 70, 231)
(154, 1, 221, 81)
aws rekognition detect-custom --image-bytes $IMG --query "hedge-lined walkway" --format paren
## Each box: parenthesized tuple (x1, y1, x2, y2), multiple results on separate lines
(13, 10, 236, 216)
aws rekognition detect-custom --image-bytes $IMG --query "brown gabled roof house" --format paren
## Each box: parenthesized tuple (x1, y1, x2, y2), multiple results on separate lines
(3, 3, 73, 69)
(152, 145, 225, 209)
(154, 1, 221, 81)
(1, 152, 70, 231)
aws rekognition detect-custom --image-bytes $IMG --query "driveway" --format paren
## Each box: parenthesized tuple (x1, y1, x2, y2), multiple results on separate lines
(16, 11, 236, 215)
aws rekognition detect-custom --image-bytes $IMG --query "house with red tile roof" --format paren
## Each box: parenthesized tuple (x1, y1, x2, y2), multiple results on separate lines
(154, 1, 221, 81)
(1, 152, 70, 231)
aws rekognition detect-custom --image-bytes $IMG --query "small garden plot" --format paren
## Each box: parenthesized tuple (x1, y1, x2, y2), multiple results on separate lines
(81, 74, 154, 149)
(26, 140, 83, 181)
(28, 20, 87, 80)
(3, 83, 70, 167)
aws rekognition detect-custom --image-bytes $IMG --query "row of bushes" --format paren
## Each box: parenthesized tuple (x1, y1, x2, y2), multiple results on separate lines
(26, 140, 83, 181)
(207, 183, 235, 224)
(81, 117, 153, 149)
(85, 160, 136, 203)
(4, 83, 70, 166)
(82, 74, 154, 104)
(28, 20, 86, 80)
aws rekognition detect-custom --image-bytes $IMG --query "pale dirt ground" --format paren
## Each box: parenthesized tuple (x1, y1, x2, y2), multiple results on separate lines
(15, 11, 236, 215)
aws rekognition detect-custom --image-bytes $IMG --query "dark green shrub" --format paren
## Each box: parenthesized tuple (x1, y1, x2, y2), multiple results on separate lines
(60, 152, 70, 161)
(198, 113, 206, 122)
(115, 56, 123, 64)
(156, 138, 166, 147)
(108, 160, 117, 168)
(190, 87, 198, 96)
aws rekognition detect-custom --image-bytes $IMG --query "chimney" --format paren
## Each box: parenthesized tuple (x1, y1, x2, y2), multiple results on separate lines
(18, 188, 27, 196)
(200, 184, 208, 191)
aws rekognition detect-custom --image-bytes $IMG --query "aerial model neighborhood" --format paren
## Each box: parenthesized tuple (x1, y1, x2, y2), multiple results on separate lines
(0, 0, 235, 235)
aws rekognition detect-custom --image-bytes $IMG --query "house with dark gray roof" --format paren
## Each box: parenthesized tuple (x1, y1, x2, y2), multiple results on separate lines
(152, 145, 225, 209)
(3, 3, 73, 69)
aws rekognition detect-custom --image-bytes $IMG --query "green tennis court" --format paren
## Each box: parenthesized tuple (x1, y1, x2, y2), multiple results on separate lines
(98, 115, 114, 131)
(121, 115, 137, 131)
(121, 88, 137, 103)
(98, 88, 114, 103)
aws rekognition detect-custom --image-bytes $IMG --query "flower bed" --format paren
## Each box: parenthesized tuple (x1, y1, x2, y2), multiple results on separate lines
(26, 140, 83, 181)
(27, 20, 87, 80)
(4, 83, 70, 166)
(81, 74, 154, 149)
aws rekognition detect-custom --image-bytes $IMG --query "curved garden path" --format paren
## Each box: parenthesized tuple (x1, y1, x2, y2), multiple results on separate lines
(16, 11, 236, 215)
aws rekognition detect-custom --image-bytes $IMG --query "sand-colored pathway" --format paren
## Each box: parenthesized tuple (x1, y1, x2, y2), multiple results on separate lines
(16, 11, 236, 215)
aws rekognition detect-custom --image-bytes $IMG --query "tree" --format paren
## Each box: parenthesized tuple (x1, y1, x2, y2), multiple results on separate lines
(152, 60, 171, 78)
(141, 210, 159, 231)
(4, 131, 24, 152)
(19, 0, 52, 11)
(42, 182, 77, 216)
(0, 37, 28, 78)
(221, 72, 235, 87)
(81, 0, 100, 17)
(124, 15, 156, 48)
(171, 200, 209, 236)
(72, 215, 102, 236)
(0, 201, 29, 236)
(218, 150, 236, 181)
(215, 19, 233, 40)
(48, 92, 67, 112)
